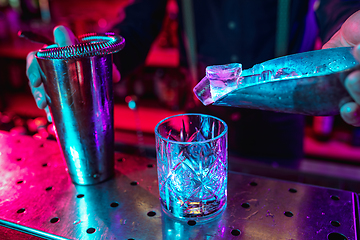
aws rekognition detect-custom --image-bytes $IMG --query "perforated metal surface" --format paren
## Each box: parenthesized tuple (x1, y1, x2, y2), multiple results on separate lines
(0, 131, 358, 240)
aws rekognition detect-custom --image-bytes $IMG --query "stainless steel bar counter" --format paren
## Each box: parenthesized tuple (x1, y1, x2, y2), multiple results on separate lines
(0, 131, 358, 240)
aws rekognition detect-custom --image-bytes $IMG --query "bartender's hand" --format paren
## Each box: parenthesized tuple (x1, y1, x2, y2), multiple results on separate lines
(26, 25, 121, 122)
(323, 10, 360, 126)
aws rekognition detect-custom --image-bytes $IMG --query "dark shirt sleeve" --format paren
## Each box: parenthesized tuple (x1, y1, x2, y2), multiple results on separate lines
(315, 0, 360, 43)
(111, 0, 168, 76)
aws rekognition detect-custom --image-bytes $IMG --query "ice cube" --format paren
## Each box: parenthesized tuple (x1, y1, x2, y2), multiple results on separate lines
(206, 63, 242, 80)
(206, 63, 242, 102)
(193, 76, 214, 106)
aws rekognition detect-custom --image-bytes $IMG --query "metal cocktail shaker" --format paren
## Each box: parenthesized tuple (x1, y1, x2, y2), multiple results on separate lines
(36, 33, 125, 185)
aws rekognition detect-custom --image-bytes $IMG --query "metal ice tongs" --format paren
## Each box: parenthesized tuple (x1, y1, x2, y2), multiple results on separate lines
(193, 47, 360, 115)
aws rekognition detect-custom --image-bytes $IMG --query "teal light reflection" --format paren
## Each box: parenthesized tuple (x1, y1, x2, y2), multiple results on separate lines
(70, 146, 85, 183)
(55, 64, 86, 184)
(128, 100, 136, 110)
(165, 221, 184, 240)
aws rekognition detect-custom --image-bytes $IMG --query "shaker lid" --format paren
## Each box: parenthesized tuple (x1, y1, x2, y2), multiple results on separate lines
(36, 33, 125, 60)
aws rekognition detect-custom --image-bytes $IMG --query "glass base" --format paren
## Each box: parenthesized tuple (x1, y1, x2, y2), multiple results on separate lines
(160, 200, 227, 224)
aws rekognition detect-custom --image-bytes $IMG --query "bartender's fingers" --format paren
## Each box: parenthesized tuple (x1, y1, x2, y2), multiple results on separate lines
(322, 10, 360, 49)
(113, 63, 121, 83)
(340, 102, 360, 126)
(53, 25, 77, 47)
(29, 82, 47, 109)
(26, 51, 42, 88)
(345, 70, 360, 104)
(53, 25, 121, 84)
(44, 106, 52, 122)
(353, 44, 360, 62)
(322, 31, 349, 49)
(341, 70, 360, 126)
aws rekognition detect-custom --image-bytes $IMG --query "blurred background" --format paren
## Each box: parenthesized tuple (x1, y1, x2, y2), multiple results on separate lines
(1, 0, 360, 191)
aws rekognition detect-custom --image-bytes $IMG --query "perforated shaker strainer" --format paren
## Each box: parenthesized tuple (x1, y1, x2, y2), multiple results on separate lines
(36, 32, 125, 59)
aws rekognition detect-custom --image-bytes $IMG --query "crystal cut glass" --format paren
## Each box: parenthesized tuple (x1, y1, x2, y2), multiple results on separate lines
(155, 113, 228, 222)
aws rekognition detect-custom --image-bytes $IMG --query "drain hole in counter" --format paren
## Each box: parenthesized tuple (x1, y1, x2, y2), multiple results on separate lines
(327, 232, 348, 240)
(249, 182, 257, 186)
(241, 203, 250, 208)
(331, 195, 340, 201)
(86, 228, 96, 234)
(50, 217, 59, 223)
(289, 188, 297, 193)
(17, 208, 25, 213)
(231, 229, 241, 236)
(77, 194, 84, 198)
(187, 220, 196, 226)
(110, 202, 119, 208)
(147, 211, 156, 217)
(284, 211, 293, 217)
(130, 181, 139, 186)
(331, 221, 341, 227)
